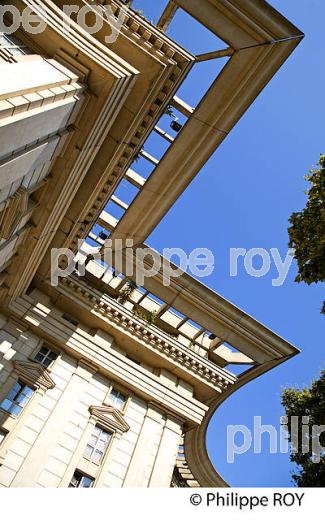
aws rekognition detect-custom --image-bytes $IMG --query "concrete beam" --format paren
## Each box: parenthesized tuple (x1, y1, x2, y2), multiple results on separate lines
(172, 95, 195, 117)
(157, 1, 179, 32)
(109, 39, 303, 248)
(174, 0, 303, 48)
(196, 48, 234, 62)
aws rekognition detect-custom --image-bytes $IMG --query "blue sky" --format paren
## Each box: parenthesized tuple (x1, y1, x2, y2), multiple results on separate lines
(131, 0, 324, 486)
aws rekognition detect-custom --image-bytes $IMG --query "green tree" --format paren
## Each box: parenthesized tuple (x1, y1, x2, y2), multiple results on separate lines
(282, 371, 325, 486)
(288, 155, 325, 313)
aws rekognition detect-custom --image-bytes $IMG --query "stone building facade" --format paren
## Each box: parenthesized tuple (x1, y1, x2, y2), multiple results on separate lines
(0, 1, 303, 487)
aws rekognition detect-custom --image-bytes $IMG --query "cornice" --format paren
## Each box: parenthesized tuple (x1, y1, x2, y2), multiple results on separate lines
(64, 60, 190, 255)
(52, 0, 194, 256)
(109, 0, 194, 62)
(174, 0, 303, 47)
(56, 275, 236, 390)
(5, 0, 194, 290)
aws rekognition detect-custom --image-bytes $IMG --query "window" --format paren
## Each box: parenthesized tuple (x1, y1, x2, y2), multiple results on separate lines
(69, 470, 94, 488)
(34, 346, 58, 368)
(107, 388, 127, 411)
(0, 380, 33, 417)
(84, 425, 112, 465)
(0, 33, 33, 56)
(0, 429, 7, 445)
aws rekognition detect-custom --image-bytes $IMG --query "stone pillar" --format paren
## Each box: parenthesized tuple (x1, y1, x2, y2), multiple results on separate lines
(149, 416, 183, 487)
(94, 431, 123, 487)
(123, 404, 164, 487)
(0, 387, 45, 466)
(11, 361, 96, 487)
(59, 416, 96, 488)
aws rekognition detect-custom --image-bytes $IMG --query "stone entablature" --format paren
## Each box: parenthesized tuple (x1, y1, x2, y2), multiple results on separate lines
(52, 0, 195, 257)
(1, 0, 194, 302)
(57, 276, 236, 391)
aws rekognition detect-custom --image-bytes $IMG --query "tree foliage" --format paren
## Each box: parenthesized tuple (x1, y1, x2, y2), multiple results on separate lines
(288, 155, 325, 313)
(282, 371, 325, 486)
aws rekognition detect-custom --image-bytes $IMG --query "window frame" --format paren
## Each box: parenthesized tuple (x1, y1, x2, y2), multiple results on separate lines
(69, 470, 94, 488)
(83, 424, 113, 466)
(0, 379, 34, 417)
(33, 345, 58, 369)
(0, 33, 34, 56)
(106, 387, 128, 412)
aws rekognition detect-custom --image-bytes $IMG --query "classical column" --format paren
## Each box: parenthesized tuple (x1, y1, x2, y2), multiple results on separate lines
(94, 431, 123, 488)
(59, 416, 96, 487)
(149, 415, 183, 487)
(11, 361, 96, 487)
(0, 386, 45, 465)
(123, 404, 165, 487)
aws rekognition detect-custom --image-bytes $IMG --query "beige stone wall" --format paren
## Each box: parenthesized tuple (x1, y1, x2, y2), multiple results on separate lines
(0, 314, 183, 488)
(0, 49, 84, 273)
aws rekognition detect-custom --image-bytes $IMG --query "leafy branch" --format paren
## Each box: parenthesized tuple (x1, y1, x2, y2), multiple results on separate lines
(134, 309, 157, 325)
(288, 154, 325, 314)
(117, 280, 138, 305)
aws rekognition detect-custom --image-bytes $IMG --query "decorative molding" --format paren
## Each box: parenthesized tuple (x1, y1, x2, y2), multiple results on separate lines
(2, 0, 194, 299)
(12, 360, 55, 391)
(89, 405, 130, 434)
(0, 188, 29, 241)
(58, 276, 235, 390)
(59, 1, 194, 255)
(104, 245, 300, 364)
(110, 0, 193, 61)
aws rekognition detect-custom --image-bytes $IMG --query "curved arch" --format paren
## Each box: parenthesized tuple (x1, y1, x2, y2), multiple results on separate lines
(185, 357, 293, 487)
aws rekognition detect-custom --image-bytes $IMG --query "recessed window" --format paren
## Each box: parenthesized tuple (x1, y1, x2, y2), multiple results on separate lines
(84, 425, 112, 465)
(0, 429, 7, 445)
(107, 388, 127, 411)
(0, 379, 34, 417)
(69, 470, 94, 488)
(34, 346, 58, 368)
(0, 33, 34, 56)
